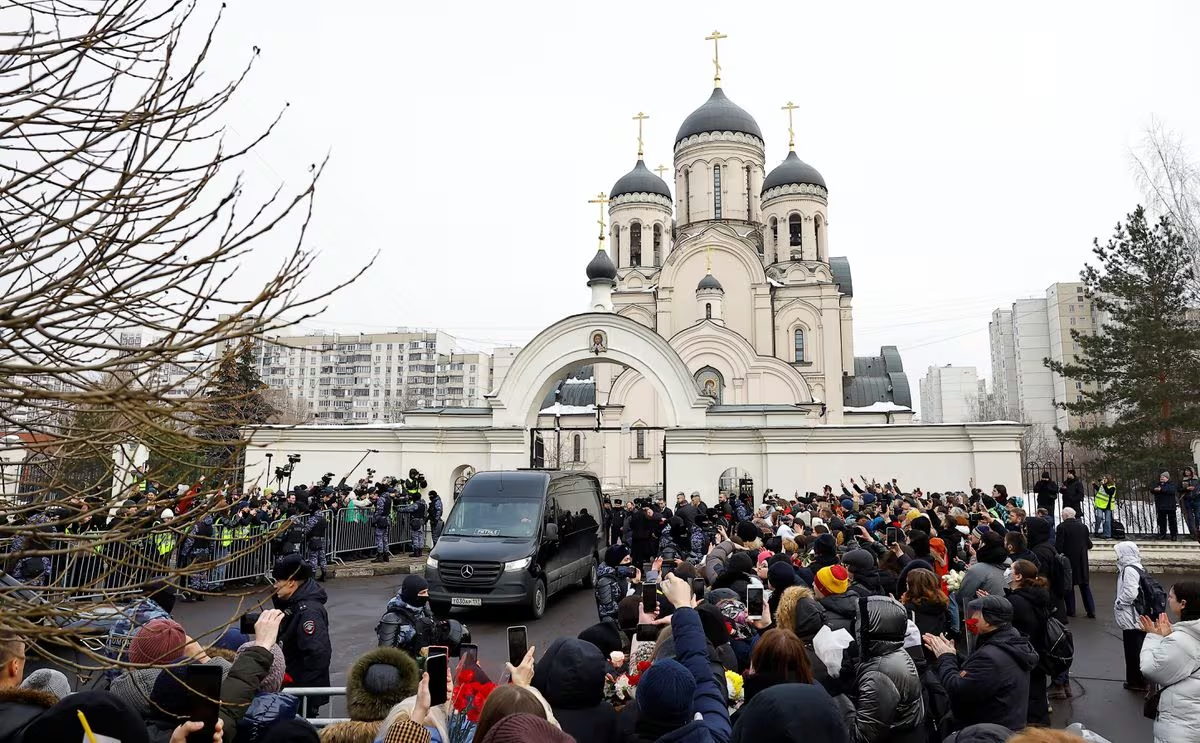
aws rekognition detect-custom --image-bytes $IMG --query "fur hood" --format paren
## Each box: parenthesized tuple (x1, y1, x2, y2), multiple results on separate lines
(0, 687, 59, 740)
(344, 646, 420, 722)
(0, 686, 59, 709)
(316, 719, 380, 743)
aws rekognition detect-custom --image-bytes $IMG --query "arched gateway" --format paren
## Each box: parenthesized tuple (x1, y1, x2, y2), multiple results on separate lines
(488, 312, 712, 429)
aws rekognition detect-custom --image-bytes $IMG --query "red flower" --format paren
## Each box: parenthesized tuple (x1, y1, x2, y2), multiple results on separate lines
(636, 661, 651, 674)
(457, 669, 475, 684)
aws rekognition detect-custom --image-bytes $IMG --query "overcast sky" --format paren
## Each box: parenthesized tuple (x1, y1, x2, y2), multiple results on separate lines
(207, 1, 1200, 415)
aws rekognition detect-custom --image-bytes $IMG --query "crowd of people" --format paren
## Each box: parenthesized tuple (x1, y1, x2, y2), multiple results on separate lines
(4, 472, 1200, 743)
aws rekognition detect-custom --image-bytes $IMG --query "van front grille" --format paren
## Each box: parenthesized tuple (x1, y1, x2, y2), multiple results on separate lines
(439, 560, 501, 587)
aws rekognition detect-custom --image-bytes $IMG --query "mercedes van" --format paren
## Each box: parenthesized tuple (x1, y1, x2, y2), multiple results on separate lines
(424, 470, 602, 619)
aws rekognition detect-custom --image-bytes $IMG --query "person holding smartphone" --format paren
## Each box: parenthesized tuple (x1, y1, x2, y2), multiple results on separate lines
(272, 554, 332, 715)
(595, 545, 639, 624)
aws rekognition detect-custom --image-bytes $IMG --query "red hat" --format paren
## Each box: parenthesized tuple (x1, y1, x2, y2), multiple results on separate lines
(129, 618, 187, 665)
(813, 564, 850, 597)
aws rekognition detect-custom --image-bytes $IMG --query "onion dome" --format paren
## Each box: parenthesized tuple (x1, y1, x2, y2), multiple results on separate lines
(586, 248, 617, 282)
(762, 150, 827, 193)
(611, 159, 671, 200)
(675, 88, 763, 145)
(696, 272, 724, 292)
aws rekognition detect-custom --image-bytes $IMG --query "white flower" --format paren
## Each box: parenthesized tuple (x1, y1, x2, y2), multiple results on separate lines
(943, 569, 965, 592)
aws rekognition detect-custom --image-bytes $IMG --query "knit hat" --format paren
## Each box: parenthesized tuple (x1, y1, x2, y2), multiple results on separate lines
(215, 627, 249, 652)
(238, 641, 286, 693)
(767, 561, 796, 592)
(345, 646, 420, 721)
(400, 574, 429, 606)
(813, 565, 850, 597)
(812, 533, 838, 557)
(841, 549, 875, 575)
(272, 553, 312, 582)
(840, 498, 854, 511)
(578, 621, 623, 657)
(905, 509, 921, 523)
(756, 549, 774, 566)
(1161, 471, 1171, 479)
(604, 544, 630, 568)
(129, 618, 188, 665)
(966, 595, 1014, 629)
(20, 691, 149, 743)
(637, 659, 696, 724)
(727, 551, 754, 576)
(20, 668, 71, 701)
(261, 718, 321, 743)
(696, 603, 732, 647)
(480, 714, 574, 743)
(736, 521, 760, 544)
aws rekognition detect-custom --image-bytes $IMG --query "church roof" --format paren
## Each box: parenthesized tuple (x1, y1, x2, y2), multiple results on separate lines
(697, 273, 724, 292)
(540, 365, 596, 409)
(611, 159, 671, 200)
(676, 87, 763, 145)
(586, 248, 618, 281)
(762, 150, 827, 192)
(829, 256, 853, 297)
(844, 346, 913, 409)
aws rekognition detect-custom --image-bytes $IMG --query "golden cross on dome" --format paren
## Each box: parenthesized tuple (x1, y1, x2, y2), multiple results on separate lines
(632, 112, 649, 158)
(782, 101, 799, 151)
(587, 192, 611, 250)
(705, 246, 713, 273)
(654, 164, 669, 179)
(705, 30, 727, 86)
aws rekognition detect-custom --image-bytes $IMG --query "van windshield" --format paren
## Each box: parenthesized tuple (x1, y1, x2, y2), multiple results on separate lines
(443, 497, 543, 539)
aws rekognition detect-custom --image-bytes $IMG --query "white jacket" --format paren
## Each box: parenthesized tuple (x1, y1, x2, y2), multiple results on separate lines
(1141, 619, 1200, 743)
(1113, 542, 1143, 631)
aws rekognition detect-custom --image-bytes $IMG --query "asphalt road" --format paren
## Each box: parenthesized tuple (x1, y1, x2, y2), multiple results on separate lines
(173, 571, 1176, 739)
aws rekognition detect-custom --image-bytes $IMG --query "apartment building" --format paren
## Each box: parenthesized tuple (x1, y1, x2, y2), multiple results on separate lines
(988, 308, 1019, 419)
(918, 364, 981, 423)
(1045, 282, 1100, 432)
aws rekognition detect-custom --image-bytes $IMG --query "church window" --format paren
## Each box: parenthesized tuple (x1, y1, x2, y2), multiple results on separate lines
(770, 217, 778, 254)
(630, 222, 642, 267)
(613, 225, 621, 265)
(789, 214, 802, 250)
(572, 433, 581, 462)
(652, 224, 662, 266)
(794, 329, 806, 362)
(713, 165, 722, 219)
(745, 164, 753, 217)
(635, 428, 646, 459)
(705, 303, 712, 319)
(683, 168, 691, 222)
(814, 214, 824, 260)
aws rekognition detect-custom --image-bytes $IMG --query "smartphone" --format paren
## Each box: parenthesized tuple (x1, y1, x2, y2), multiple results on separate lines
(636, 623, 661, 642)
(746, 586, 764, 620)
(691, 577, 705, 600)
(886, 526, 900, 545)
(428, 645, 449, 661)
(182, 664, 223, 743)
(642, 562, 653, 577)
(507, 626, 528, 668)
(426, 654, 448, 706)
(641, 582, 657, 613)
(460, 643, 479, 666)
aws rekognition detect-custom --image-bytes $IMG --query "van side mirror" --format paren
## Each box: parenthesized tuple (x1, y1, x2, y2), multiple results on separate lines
(543, 523, 559, 542)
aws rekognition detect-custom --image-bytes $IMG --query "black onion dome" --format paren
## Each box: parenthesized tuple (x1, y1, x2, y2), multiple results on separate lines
(586, 248, 617, 281)
(675, 88, 763, 145)
(762, 150, 827, 193)
(611, 159, 671, 200)
(697, 273, 724, 292)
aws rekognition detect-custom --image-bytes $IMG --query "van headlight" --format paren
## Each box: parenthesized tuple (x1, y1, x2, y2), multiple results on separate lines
(503, 557, 531, 572)
(426, 556, 438, 569)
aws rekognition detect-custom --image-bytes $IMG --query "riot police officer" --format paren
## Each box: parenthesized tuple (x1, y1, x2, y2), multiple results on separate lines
(370, 482, 392, 563)
(376, 574, 436, 660)
(428, 489, 444, 545)
(302, 501, 329, 581)
(272, 553, 332, 715)
(395, 491, 427, 558)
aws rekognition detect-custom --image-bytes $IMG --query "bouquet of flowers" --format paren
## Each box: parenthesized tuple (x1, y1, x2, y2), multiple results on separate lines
(725, 670, 744, 709)
(447, 669, 496, 743)
(603, 660, 651, 710)
(943, 569, 965, 593)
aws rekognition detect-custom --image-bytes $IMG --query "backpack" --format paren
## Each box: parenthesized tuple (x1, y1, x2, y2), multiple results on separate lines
(1132, 566, 1169, 621)
(1038, 613, 1074, 676)
(1112, 520, 1127, 539)
(1056, 553, 1073, 591)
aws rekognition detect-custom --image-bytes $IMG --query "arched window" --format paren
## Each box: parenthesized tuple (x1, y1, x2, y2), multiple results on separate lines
(572, 433, 581, 462)
(694, 366, 724, 404)
(613, 225, 621, 265)
(788, 213, 802, 250)
(814, 214, 824, 261)
(635, 428, 646, 459)
(652, 224, 662, 266)
(630, 222, 642, 267)
(745, 164, 753, 217)
(713, 165, 723, 219)
(794, 328, 806, 362)
(705, 302, 712, 319)
(683, 168, 691, 222)
(770, 217, 778, 259)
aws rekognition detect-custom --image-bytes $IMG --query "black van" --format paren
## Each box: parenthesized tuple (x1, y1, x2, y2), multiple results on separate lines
(424, 469, 602, 619)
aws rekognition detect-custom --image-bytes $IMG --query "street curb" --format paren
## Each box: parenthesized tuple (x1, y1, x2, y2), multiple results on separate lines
(326, 558, 423, 579)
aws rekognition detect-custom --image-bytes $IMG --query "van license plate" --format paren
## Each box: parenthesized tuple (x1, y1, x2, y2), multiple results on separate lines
(450, 597, 482, 607)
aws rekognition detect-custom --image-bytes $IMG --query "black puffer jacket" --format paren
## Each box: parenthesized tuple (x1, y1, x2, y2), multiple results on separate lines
(840, 595, 926, 743)
(0, 688, 57, 742)
(532, 638, 619, 743)
(936, 626, 1039, 731)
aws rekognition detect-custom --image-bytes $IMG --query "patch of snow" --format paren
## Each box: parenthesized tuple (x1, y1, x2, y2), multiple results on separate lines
(844, 401, 913, 414)
(539, 403, 596, 415)
(767, 277, 785, 288)
(563, 377, 595, 385)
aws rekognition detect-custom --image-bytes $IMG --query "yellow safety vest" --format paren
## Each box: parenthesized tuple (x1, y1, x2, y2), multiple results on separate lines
(1095, 484, 1116, 510)
(154, 531, 176, 556)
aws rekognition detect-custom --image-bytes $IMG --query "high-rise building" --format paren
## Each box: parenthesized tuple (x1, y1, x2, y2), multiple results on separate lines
(490, 346, 522, 393)
(988, 308, 1019, 419)
(1046, 282, 1100, 432)
(918, 364, 981, 423)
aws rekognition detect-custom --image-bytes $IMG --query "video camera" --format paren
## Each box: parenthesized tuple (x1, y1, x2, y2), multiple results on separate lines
(240, 608, 292, 635)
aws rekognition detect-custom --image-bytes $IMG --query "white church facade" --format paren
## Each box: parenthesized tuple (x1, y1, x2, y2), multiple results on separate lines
(245, 43, 1022, 501)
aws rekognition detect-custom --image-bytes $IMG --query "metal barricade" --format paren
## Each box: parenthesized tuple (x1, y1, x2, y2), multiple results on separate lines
(388, 517, 412, 552)
(208, 523, 275, 586)
(329, 509, 376, 562)
(284, 686, 348, 727)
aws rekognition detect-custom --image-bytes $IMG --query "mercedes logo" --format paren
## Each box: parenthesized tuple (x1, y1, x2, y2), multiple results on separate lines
(460, 565, 474, 579)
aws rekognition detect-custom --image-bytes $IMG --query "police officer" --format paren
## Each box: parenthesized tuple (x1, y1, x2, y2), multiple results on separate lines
(180, 505, 215, 601)
(376, 574, 436, 660)
(428, 489, 444, 546)
(402, 468, 427, 500)
(396, 491, 427, 558)
(370, 482, 392, 563)
(272, 553, 332, 715)
(302, 501, 329, 581)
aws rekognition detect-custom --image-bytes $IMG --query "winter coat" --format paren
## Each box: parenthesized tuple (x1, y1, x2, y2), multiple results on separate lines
(840, 596, 925, 743)
(108, 658, 233, 722)
(904, 598, 951, 640)
(703, 540, 736, 585)
(0, 687, 57, 742)
(145, 647, 274, 743)
(1024, 519, 1067, 620)
(849, 567, 896, 599)
(236, 692, 301, 743)
(595, 563, 635, 623)
(935, 626, 1039, 731)
(820, 593, 860, 635)
(1054, 517, 1092, 586)
(1114, 542, 1144, 631)
(635, 607, 732, 743)
(731, 683, 848, 743)
(1032, 480, 1058, 512)
(273, 579, 332, 707)
(1006, 585, 1052, 645)
(1141, 618, 1200, 743)
(532, 638, 619, 743)
(957, 562, 1006, 610)
(1153, 480, 1179, 512)
(1059, 477, 1086, 512)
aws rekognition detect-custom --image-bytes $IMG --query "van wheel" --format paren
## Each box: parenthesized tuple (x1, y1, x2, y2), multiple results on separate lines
(581, 556, 597, 588)
(528, 579, 547, 620)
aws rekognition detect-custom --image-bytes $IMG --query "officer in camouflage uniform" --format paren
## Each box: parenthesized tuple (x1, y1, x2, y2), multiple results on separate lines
(12, 512, 53, 587)
(395, 491, 427, 558)
(428, 489, 444, 545)
(370, 483, 392, 563)
(303, 501, 329, 580)
(181, 511, 215, 600)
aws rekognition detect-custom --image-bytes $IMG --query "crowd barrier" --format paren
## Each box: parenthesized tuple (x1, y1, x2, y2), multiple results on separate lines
(1, 508, 432, 598)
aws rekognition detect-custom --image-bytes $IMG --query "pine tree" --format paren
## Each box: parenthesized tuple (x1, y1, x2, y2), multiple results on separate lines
(1046, 206, 1200, 475)
(198, 340, 277, 475)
